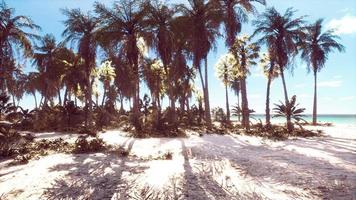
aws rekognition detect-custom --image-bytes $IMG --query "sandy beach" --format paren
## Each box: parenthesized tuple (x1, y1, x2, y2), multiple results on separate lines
(0, 124, 355, 200)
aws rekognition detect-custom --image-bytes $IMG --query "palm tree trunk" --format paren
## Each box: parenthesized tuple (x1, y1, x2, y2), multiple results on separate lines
(12, 94, 16, 106)
(101, 87, 106, 107)
(240, 78, 249, 130)
(186, 98, 190, 113)
(33, 92, 37, 109)
(204, 57, 212, 128)
(85, 69, 93, 128)
(312, 71, 317, 125)
(225, 84, 230, 122)
(265, 75, 272, 126)
(63, 88, 68, 106)
(280, 69, 292, 132)
(237, 91, 241, 122)
(57, 88, 62, 106)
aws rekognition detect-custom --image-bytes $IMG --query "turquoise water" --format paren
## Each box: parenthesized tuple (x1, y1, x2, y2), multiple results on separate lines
(231, 114, 356, 126)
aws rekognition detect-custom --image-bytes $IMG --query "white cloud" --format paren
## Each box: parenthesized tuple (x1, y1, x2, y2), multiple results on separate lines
(339, 96, 355, 101)
(327, 15, 356, 35)
(318, 80, 342, 88)
(333, 75, 342, 79)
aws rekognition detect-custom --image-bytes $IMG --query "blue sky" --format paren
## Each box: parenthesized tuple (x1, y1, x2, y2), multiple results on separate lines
(6, 0, 356, 114)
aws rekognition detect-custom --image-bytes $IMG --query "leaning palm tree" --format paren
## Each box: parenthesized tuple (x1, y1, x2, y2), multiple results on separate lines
(252, 7, 305, 131)
(95, 0, 152, 131)
(231, 35, 259, 129)
(62, 8, 100, 127)
(176, 0, 222, 128)
(300, 19, 344, 125)
(260, 51, 279, 126)
(215, 53, 236, 122)
(0, 1, 40, 92)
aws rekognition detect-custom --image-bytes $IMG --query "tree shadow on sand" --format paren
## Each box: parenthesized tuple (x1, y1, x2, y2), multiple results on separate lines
(194, 135, 356, 199)
(42, 138, 146, 200)
(179, 139, 265, 200)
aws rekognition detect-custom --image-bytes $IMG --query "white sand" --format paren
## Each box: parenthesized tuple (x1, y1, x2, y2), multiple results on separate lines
(0, 125, 355, 199)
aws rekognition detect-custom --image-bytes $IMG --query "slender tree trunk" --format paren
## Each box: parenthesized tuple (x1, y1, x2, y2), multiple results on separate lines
(101, 86, 106, 107)
(57, 88, 62, 106)
(237, 91, 241, 122)
(265, 74, 272, 126)
(33, 92, 37, 109)
(39, 95, 43, 108)
(85, 68, 93, 128)
(312, 71, 317, 125)
(63, 88, 68, 106)
(225, 84, 230, 122)
(186, 98, 190, 113)
(204, 57, 212, 128)
(240, 78, 249, 130)
(280, 69, 292, 132)
(12, 94, 15, 106)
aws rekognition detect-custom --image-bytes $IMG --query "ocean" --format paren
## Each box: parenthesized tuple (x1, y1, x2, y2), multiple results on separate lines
(231, 114, 356, 126)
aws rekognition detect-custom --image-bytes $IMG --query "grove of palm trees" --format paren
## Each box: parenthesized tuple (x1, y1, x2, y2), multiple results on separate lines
(1, 0, 355, 199)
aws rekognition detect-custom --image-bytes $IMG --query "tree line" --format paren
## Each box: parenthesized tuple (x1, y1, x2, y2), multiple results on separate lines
(0, 0, 344, 134)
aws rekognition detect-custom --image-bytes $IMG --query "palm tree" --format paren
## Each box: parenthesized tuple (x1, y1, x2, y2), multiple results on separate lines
(142, 58, 166, 111)
(217, 0, 265, 47)
(145, 0, 178, 120)
(25, 72, 40, 109)
(231, 35, 259, 129)
(98, 61, 116, 106)
(95, 0, 152, 130)
(0, 1, 40, 92)
(229, 78, 241, 121)
(62, 8, 100, 127)
(215, 53, 236, 122)
(32, 34, 62, 106)
(170, 15, 195, 115)
(176, 0, 222, 128)
(260, 52, 279, 126)
(253, 7, 305, 131)
(273, 95, 306, 125)
(300, 19, 344, 125)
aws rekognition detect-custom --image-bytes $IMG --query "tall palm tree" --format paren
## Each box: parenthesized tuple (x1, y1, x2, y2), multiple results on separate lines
(176, 0, 222, 128)
(230, 78, 241, 121)
(62, 8, 100, 127)
(142, 58, 166, 110)
(98, 61, 116, 106)
(300, 19, 344, 125)
(170, 15, 194, 114)
(215, 53, 236, 122)
(32, 34, 62, 106)
(217, 0, 265, 47)
(95, 0, 151, 130)
(252, 7, 305, 131)
(0, 1, 40, 92)
(25, 72, 40, 109)
(260, 52, 279, 126)
(231, 35, 259, 129)
(145, 0, 178, 120)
